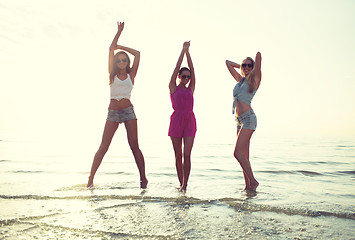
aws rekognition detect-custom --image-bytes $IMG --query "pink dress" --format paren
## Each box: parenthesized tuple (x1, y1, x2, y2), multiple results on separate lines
(168, 86, 197, 138)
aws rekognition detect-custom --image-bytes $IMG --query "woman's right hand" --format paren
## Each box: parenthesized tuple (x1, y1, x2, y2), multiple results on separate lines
(117, 21, 124, 32)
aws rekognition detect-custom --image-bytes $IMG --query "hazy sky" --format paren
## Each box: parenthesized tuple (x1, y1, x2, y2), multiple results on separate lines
(1, 0, 355, 143)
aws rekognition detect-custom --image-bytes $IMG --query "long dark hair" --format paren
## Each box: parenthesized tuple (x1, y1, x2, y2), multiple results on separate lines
(109, 51, 131, 84)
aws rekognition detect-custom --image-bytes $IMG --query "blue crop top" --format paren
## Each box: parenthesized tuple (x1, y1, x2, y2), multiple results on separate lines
(232, 78, 256, 114)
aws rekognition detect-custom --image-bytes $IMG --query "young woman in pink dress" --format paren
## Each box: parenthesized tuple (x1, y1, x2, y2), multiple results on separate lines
(168, 41, 196, 191)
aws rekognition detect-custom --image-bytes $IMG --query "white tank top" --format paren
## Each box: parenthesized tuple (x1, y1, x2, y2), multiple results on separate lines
(110, 74, 133, 101)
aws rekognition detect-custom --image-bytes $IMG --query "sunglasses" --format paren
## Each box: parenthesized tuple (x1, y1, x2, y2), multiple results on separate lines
(116, 59, 128, 63)
(241, 63, 253, 68)
(180, 75, 191, 80)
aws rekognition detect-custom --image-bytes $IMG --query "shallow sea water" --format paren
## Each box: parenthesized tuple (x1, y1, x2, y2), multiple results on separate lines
(1, 134, 354, 239)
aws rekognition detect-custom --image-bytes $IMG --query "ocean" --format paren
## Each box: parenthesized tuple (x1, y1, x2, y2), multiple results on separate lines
(1, 133, 354, 239)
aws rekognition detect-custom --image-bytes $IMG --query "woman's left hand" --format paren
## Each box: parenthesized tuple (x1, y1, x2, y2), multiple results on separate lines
(183, 41, 190, 51)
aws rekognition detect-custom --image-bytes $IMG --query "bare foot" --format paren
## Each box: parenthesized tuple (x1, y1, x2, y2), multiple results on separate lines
(140, 178, 148, 189)
(178, 188, 186, 193)
(87, 177, 94, 188)
(249, 180, 259, 192)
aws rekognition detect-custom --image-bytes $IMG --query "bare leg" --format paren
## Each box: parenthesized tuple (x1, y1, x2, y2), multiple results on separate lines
(242, 170, 250, 190)
(124, 119, 148, 188)
(243, 141, 251, 190)
(87, 121, 119, 187)
(181, 137, 194, 190)
(234, 129, 259, 191)
(170, 137, 183, 187)
(237, 128, 251, 190)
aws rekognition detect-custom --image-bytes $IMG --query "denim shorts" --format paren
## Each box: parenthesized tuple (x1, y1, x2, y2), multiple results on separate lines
(236, 110, 257, 131)
(106, 105, 137, 123)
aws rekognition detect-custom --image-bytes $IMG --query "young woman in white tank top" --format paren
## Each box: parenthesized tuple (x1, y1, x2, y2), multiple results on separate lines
(87, 21, 148, 188)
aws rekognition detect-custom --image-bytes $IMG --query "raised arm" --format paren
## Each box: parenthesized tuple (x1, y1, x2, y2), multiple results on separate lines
(226, 60, 243, 82)
(169, 41, 189, 94)
(186, 47, 196, 94)
(109, 22, 124, 74)
(254, 52, 262, 88)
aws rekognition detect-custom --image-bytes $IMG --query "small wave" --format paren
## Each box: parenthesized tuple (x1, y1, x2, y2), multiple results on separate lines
(104, 171, 127, 175)
(260, 170, 323, 177)
(1, 218, 172, 239)
(0, 194, 55, 200)
(0, 194, 197, 203)
(12, 170, 44, 174)
(337, 170, 355, 176)
(259, 170, 323, 177)
(309, 161, 328, 165)
(298, 170, 322, 176)
(55, 184, 129, 192)
(223, 199, 355, 220)
(0, 212, 64, 227)
(336, 145, 355, 148)
(259, 170, 296, 175)
(1, 194, 353, 221)
(208, 168, 224, 172)
(55, 184, 88, 192)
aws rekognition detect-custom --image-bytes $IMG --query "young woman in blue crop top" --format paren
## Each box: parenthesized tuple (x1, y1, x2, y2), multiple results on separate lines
(226, 52, 262, 192)
(87, 21, 148, 189)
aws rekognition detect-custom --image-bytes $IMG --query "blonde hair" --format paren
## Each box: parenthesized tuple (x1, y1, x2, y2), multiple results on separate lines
(109, 51, 131, 84)
(241, 57, 256, 93)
